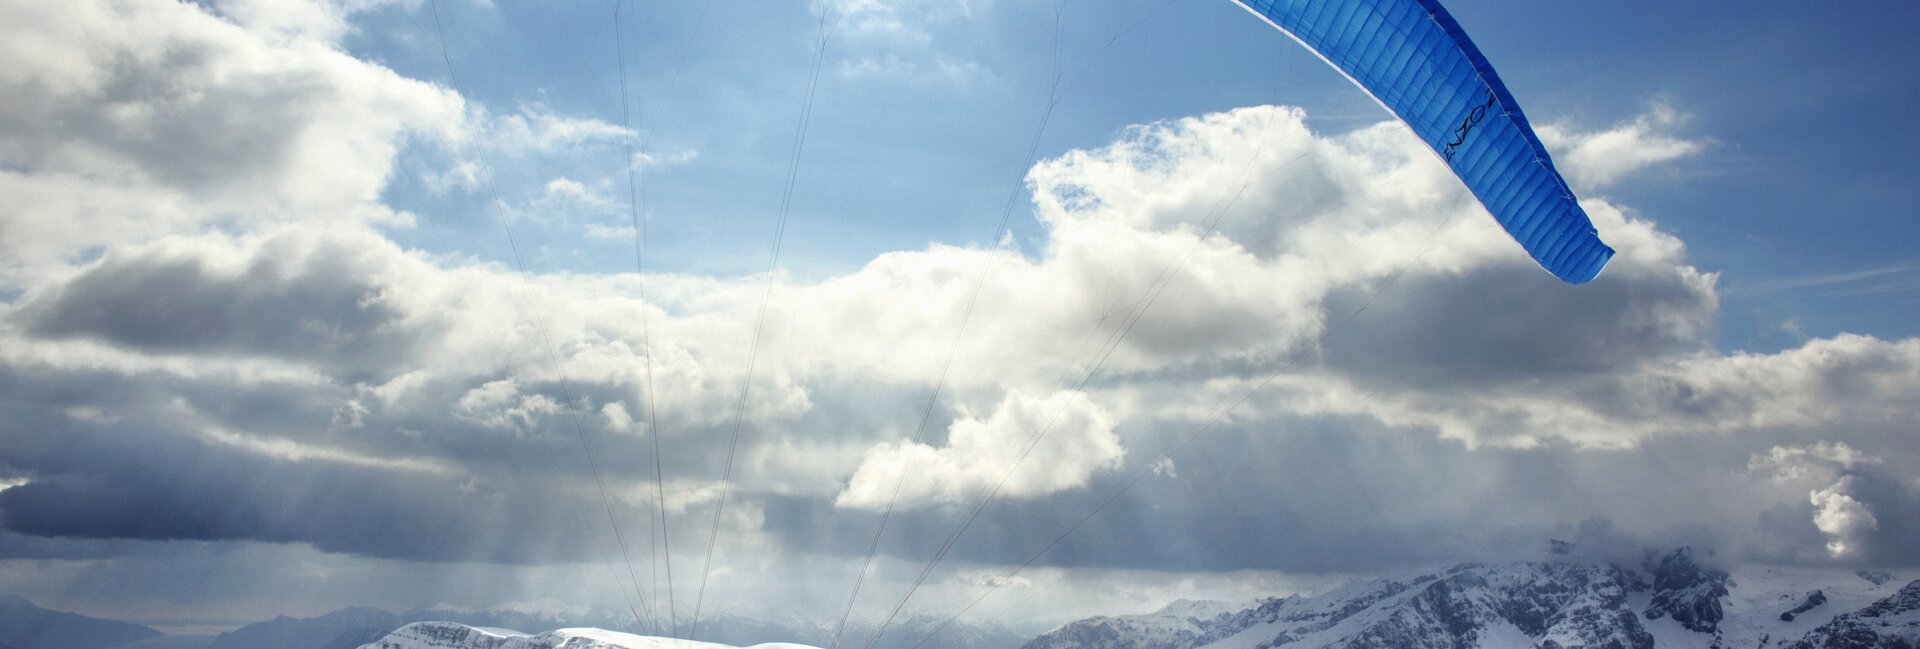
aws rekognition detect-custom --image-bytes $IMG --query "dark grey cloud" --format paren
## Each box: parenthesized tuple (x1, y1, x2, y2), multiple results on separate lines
(0, 396, 604, 563)
(1832, 466, 1920, 564)
(17, 238, 435, 383)
(1320, 259, 1714, 392)
(0, 271, 907, 566)
(0, 333, 667, 565)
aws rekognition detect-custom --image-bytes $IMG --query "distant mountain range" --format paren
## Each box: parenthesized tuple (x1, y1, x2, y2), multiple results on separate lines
(9, 548, 1917, 649)
(0, 593, 1021, 649)
(1022, 549, 1918, 649)
(360, 622, 810, 649)
(196, 602, 1023, 649)
(0, 595, 161, 649)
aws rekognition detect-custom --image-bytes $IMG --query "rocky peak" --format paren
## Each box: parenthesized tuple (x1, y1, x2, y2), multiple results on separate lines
(1642, 547, 1730, 633)
(1857, 570, 1896, 587)
(1855, 580, 1920, 619)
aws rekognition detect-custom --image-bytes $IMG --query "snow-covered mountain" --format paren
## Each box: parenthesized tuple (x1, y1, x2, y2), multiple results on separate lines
(206, 604, 1024, 649)
(1023, 549, 1917, 649)
(357, 622, 817, 649)
(1009, 598, 1236, 649)
(1787, 580, 1920, 649)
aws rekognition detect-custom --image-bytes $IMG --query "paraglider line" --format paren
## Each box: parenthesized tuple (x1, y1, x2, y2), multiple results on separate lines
(838, 3, 1193, 645)
(610, 0, 676, 637)
(425, 0, 657, 632)
(691, 3, 838, 639)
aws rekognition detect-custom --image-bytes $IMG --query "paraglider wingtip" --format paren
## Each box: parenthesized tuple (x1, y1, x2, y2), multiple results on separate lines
(1555, 245, 1615, 285)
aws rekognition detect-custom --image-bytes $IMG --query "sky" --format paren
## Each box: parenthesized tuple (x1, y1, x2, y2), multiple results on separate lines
(1, 0, 1918, 638)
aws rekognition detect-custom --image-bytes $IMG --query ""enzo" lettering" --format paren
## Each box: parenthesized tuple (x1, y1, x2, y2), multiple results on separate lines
(1441, 90, 1498, 162)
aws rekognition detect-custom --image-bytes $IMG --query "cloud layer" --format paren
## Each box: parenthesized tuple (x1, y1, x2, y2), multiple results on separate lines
(2, 0, 1918, 626)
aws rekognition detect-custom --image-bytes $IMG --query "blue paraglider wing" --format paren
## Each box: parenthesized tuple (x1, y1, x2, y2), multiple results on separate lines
(1232, 0, 1613, 283)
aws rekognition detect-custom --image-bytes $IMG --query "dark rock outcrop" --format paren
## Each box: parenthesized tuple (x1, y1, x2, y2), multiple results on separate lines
(1642, 548, 1730, 633)
(1784, 590, 1830, 622)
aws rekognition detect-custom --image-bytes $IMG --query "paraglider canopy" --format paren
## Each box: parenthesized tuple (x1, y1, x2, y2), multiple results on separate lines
(1232, 0, 1614, 283)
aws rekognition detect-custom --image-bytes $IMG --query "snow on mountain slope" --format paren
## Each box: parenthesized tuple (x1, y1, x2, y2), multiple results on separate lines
(1787, 579, 1920, 649)
(359, 622, 818, 649)
(1694, 565, 1911, 649)
(1023, 550, 1917, 649)
(1153, 600, 1242, 622)
(207, 604, 1021, 649)
(1013, 598, 1241, 649)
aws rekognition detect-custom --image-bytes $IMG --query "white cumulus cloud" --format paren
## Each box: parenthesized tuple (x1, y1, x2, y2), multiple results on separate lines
(836, 389, 1123, 509)
(1538, 101, 1708, 191)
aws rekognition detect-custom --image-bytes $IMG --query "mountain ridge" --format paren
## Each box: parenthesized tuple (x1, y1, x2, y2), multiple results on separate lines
(199, 603, 1022, 649)
(357, 621, 818, 649)
(1024, 551, 1916, 649)
(0, 595, 162, 649)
